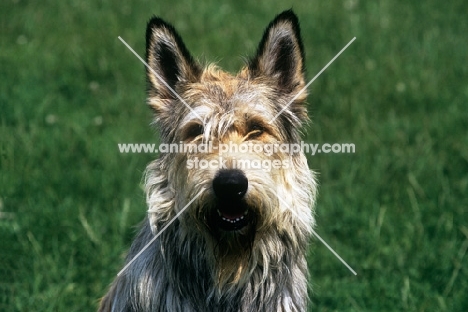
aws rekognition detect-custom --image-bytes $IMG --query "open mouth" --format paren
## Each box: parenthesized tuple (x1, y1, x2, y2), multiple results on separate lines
(215, 202, 250, 231)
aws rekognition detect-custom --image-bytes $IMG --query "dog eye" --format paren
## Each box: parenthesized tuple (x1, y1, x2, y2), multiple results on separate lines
(184, 124, 204, 140)
(247, 123, 265, 139)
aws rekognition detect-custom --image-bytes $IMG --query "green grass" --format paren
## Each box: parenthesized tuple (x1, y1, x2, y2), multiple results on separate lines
(1, 0, 467, 311)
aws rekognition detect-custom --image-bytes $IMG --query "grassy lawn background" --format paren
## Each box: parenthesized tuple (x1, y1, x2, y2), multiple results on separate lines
(1, 0, 467, 311)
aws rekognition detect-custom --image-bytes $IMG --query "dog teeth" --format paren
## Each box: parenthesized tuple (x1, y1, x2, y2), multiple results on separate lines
(216, 209, 248, 223)
(219, 214, 245, 223)
(222, 215, 243, 223)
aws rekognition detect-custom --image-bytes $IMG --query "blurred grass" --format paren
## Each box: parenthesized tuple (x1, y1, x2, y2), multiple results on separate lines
(1, 0, 467, 311)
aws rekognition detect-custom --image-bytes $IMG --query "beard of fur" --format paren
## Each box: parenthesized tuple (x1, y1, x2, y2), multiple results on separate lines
(206, 209, 259, 290)
(145, 150, 315, 297)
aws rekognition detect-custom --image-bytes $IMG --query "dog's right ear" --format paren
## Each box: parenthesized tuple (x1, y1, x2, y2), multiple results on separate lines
(145, 17, 201, 114)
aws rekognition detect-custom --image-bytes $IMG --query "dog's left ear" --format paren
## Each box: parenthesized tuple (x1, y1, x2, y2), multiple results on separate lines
(248, 10, 306, 94)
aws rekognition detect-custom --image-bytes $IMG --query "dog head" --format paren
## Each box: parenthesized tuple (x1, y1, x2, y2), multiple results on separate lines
(144, 11, 316, 286)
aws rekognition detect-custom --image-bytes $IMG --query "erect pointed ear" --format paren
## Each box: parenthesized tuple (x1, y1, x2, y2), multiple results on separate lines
(248, 10, 306, 93)
(145, 17, 201, 112)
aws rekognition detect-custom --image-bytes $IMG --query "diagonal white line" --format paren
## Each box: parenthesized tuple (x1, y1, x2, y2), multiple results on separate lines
(276, 195, 357, 275)
(268, 37, 356, 124)
(118, 36, 204, 124)
(310, 228, 357, 275)
(117, 190, 203, 276)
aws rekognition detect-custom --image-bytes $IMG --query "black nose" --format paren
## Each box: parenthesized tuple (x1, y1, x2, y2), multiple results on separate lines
(212, 169, 248, 201)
